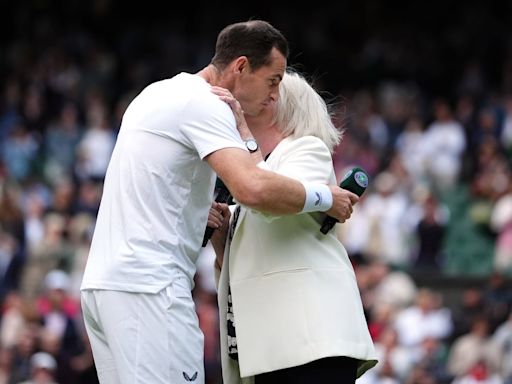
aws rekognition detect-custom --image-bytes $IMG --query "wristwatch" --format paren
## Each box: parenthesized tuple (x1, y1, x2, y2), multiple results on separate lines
(244, 138, 259, 153)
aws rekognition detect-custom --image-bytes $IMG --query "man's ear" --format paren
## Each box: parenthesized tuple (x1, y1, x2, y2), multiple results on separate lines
(233, 56, 249, 74)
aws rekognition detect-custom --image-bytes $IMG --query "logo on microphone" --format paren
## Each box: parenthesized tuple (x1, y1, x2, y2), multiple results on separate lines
(354, 171, 369, 188)
(314, 192, 322, 206)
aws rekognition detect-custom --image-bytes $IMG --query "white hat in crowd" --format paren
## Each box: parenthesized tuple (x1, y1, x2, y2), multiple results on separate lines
(44, 269, 70, 291)
(30, 351, 57, 371)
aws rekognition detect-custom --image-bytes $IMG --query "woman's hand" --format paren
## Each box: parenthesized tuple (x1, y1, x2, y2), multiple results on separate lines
(210, 86, 253, 139)
(207, 201, 227, 230)
(208, 201, 231, 269)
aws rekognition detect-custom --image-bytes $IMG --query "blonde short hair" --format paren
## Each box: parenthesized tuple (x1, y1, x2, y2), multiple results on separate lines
(274, 70, 342, 152)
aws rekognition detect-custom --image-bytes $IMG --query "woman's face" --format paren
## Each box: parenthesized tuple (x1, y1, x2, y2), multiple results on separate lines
(245, 98, 277, 130)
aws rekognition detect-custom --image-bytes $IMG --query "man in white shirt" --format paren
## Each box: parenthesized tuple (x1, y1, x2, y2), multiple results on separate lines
(80, 20, 359, 384)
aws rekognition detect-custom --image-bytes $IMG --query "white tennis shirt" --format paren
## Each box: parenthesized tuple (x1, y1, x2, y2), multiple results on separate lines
(81, 73, 246, 293)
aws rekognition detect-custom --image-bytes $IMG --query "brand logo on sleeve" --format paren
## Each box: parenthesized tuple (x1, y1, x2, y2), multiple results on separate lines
(314, 192, 322, 206)
(183, 371, 198, 381)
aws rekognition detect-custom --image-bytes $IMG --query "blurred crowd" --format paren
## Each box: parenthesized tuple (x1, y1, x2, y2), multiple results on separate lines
(2, 1, 512, 383)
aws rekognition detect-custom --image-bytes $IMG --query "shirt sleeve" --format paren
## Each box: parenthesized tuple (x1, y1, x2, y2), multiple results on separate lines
(179, 91, 247, 159)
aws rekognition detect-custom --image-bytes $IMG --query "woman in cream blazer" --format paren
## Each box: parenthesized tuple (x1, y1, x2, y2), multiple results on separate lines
(212, 70, 377, 384)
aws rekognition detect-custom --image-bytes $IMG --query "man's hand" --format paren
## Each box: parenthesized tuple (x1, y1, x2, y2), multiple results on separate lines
(326, 186, 359, 223)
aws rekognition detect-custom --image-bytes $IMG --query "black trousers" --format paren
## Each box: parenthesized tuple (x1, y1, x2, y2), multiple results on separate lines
(254, 356, 358, 384)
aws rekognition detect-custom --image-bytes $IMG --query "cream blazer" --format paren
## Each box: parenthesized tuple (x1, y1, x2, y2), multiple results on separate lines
(216, 136, 377, 384)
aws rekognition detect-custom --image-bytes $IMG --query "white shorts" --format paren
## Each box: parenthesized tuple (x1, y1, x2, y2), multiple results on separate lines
(81, 275, 204, 384)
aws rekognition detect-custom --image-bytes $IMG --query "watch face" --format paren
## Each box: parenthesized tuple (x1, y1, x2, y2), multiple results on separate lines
(245, 139, 258, 152)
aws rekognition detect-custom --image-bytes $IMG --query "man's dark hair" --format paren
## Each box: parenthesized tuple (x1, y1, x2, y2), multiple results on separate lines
(211, 20, 289, 71)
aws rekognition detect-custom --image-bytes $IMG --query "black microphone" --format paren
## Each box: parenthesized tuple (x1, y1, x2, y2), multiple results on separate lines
(320, 167, 369, 235)
(202, 178, 232, 247)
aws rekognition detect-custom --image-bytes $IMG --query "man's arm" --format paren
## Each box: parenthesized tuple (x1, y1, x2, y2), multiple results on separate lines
(205, 147, 358, 222)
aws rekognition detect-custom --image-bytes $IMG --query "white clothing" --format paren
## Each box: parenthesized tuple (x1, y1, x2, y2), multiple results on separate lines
(336, 202, 371, 256)
(373, 271, 418, 309)
(372, 343, 415, 380)
(394, 306, 453, 348)
(77, 127, 115, 179)
(502, 114, 512, 148)
(492, 318, 512, 379)
(490, 194, 512, 232)
(80, 72, 246, 384)
(451, 374, 504, 384)
(81, 274, 204, 384)
(217, 136, 377, 382)
(447, 333, 503, 378)
(196, 242, 218, 294)
(364, 191, 412, 265)
(81, 73, 246, 294)
(395, 129, 428, 181)
(423, 120, 466, 188)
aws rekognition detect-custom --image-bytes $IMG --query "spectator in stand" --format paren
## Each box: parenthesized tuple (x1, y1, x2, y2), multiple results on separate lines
(0, 291, 26, 352)
(22, 86, 47, 135)
(36, 270, 83, 383)
(0, 346, 13, 384)
(413, 336, 452, 384)
(447, 315, 502, 380)
(501, 95, 512, 156)
(366, 327, 415, 382)
(1, 122, 40, 183)
(20, 214, 73, 300)
(413, 193, 448, 272)
(19, 351, 58, 384)
(37, 270, 80, 331)
(43, 102, 83, 184)
(0, 231, 23, 303)
(0, 79, 23, 145)
(492, 312, 512, 383)
(45, 178, 77, 219)
(74, 180, 102, 217)
(8, 322, 40, 383)
(367, 301, 397, 342)
(483, 272, 512, 333)
(68, 329, 100, 384)
(362, 171, 413, 267)
(393, 288, 453, 351)
(454, 94, 478, 182)
(23, 192, 46, 258)
(350, 89, 390, 155)
(74, 93, 115, 182)
(66, 213, 95, 299)
(355, 261, 417, 326)
(470, 136, 510, 206)
(473, 106, 502, 149)
(423, 98, 466, 191)
(450, 360, 504, 384)
(450, 287, 487, 343)
(490, 180, 512, 275)
(371, 262, 418, 311)
(0, 181, 26, 251)
(404, 365, 437, 384)
(395, 116, 428, 184)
